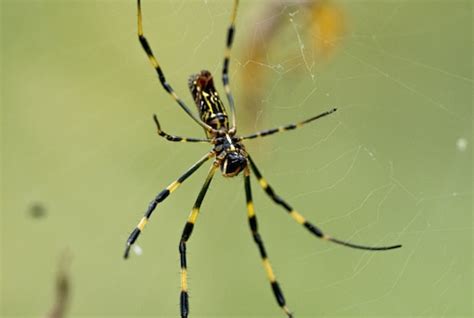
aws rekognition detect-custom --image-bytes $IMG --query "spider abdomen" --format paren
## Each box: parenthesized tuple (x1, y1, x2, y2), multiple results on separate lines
(188, 70, 229, 134)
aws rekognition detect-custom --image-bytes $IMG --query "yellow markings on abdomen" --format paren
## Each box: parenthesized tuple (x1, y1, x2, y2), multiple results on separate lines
(259, 178, 268, 189)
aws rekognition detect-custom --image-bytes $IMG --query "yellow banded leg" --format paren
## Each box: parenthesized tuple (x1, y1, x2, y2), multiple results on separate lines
(179, 165, 218, 318)
(222, 0, 239, 129)
(244, 169, 293, 318)
(136, 0, 213, 131)
(124, 152, 214, 259)
(247, 156, 402, 251)
(240, 108, 337, 141)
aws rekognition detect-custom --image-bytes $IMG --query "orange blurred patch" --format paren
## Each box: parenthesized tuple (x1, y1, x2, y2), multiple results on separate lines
(239, 1, 347, 129)
(311, 0, 346, 57)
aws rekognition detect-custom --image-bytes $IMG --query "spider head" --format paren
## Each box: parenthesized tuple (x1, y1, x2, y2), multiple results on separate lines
(221, 151, 247, 177)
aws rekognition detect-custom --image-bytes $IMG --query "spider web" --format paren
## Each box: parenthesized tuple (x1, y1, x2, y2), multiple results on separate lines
(0, 0, 471, 318)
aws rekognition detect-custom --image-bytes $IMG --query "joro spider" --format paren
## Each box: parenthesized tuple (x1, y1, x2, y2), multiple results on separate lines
(124, 1, 402, 317)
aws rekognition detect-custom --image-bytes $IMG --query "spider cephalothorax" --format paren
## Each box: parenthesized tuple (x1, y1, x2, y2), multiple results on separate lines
(125, 1, 402, 317)
(213, 134, 247, 177)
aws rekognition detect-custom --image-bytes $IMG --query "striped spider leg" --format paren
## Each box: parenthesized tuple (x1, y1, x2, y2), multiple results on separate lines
(247, 156, 401, 252)
(240, 156, 401, 318)
(124, 152, 214, 259)
(244, 167, 294, 317)
(239, 108, 337, 141)
(136, 0, 216, 133)
(179, 164, 219, 317)
(222, 0, 239, 129)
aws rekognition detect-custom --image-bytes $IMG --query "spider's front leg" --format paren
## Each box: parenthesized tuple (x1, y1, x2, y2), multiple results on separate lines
(124, 152, 214, 258)
(239, 108, 337, 141)
(136, 0, 214, 132)
(222, 0, 239, 129)
(152, 114, 210, 143)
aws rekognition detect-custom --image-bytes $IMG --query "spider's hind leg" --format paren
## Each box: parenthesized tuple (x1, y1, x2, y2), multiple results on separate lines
(244, 167, 293, 318)
(247, 155, 402, 251)
(179, 164, 218, 318)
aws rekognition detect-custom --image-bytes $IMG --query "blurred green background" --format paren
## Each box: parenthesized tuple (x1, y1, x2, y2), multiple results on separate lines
(1, 0, 472, 317)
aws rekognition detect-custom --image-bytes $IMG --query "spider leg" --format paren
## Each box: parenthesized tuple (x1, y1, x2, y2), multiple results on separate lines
(124, 152, 215, 259)
(179, 164, 218, 318)
(239, 108, 337, 141)
(247, 155, 402, 251)
(244, 168, 293, 318)
(222, 0, 239, 130)
(137, 0, 214, 132)
(153, 114, 211, 143)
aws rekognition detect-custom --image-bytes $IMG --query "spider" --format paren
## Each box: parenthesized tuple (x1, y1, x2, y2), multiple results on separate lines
(124, 1, 402, 317)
